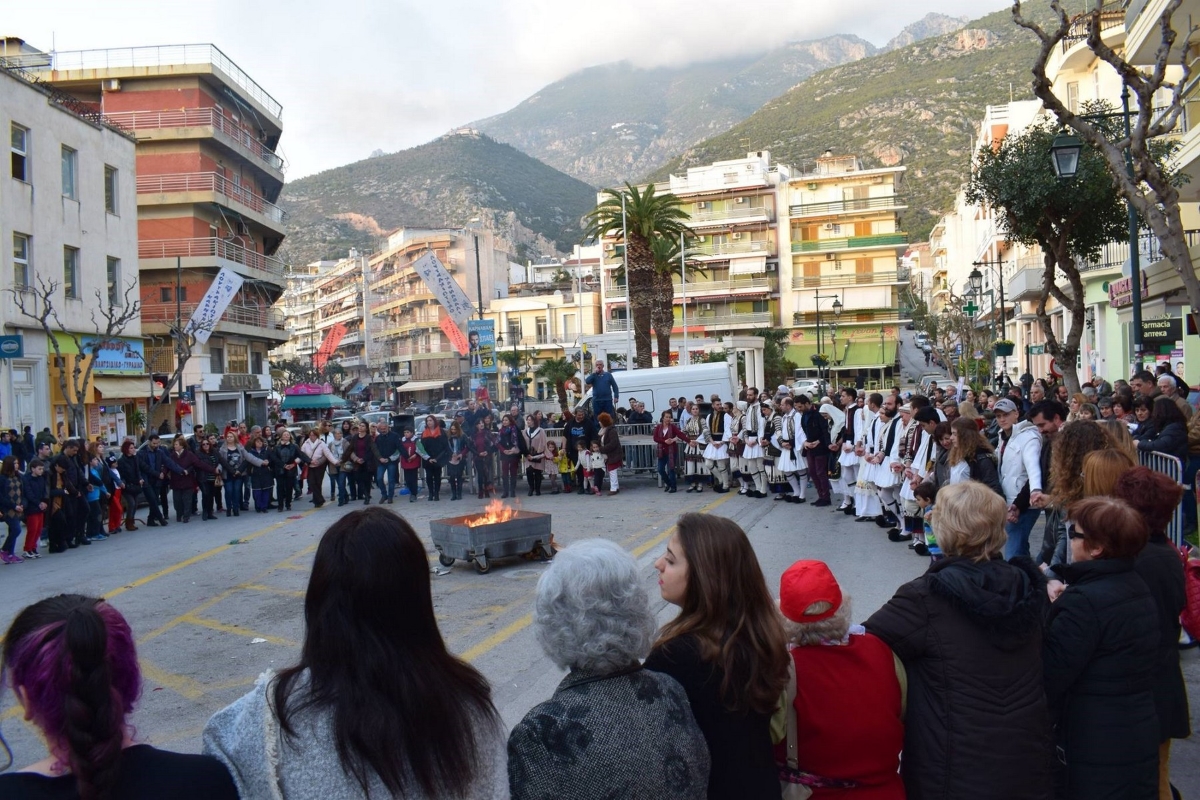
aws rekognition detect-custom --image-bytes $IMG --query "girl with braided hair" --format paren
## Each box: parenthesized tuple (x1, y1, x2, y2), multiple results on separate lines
(0, 594, 237, 799)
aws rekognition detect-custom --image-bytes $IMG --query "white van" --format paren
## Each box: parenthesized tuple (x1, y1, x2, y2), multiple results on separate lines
(576, 362, 738, 417)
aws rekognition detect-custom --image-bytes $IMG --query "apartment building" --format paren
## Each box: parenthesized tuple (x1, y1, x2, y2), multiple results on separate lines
(601, 151, 788, 365)
(367, 228, 511, 402)
(276, 259, 335, 365)
(784, 152, 908, 386)
(22, 41, 289, 427)
(0, 51, 142, 441)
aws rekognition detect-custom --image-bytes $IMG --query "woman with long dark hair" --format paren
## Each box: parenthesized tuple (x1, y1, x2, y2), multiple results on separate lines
(1137, 395, 1189, 463)
(497, 414, 522, 498)
(1, 594, 237, 799)
(417, 415, 449, 501)
(646, 512, 789, 799)
(445, 421, 470, 501)
(204, 507, 504, 798)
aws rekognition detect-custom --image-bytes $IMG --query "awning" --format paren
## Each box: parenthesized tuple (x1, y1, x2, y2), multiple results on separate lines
(729, 256, 768, 275)
(92, 376, 150, 399)
(350, 383, 365, 393)
(279, 394, 350, 410)
(340, 376, 358, 391)
(395, 378, 450, 393)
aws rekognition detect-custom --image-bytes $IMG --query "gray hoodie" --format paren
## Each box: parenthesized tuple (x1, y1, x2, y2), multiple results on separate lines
(202, 671, 509, 800)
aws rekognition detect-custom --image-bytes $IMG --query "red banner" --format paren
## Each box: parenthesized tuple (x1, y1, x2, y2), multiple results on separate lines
(314, 323, 348, 371)
(440, 317, 470, 356)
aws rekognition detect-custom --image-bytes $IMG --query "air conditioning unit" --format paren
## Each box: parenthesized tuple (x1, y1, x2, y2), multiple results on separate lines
(236, 221, 251, 236)
(824, 223, 836, 231)
(826, 253, 838, 261)
(735, 196, 746, 204)
(732, 232, 743, 240)
(697, 201, 709, 209)
(603, 243, 615, 251)
(101, 78, 121, 92)
(696, 235, 708, 243)
(701, 303, 714, 311)
(873, 176, 886, 184)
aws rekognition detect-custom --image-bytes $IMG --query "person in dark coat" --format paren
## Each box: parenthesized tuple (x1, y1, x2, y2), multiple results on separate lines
(1043, 495, 1160, 800)
(865, 481, 1053, 800)
(165, 434, 207, 523)
(1136, 396, 1189, 464)
(136, 434, 171, 527)
(1113, 468, 1192, 798)
(269, 430, 306, 513)
(509, 539, 709, 800)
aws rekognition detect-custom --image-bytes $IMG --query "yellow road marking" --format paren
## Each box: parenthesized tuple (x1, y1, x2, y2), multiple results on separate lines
(138, 588, 238, 644)
(183, 615, 299, 647)
(139, 658, 210, 701)
(239, 583, 306, 599)
(455, 492, 735, 664)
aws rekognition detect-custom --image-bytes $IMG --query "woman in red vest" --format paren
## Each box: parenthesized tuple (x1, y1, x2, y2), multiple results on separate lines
(775, 560, 905, 799)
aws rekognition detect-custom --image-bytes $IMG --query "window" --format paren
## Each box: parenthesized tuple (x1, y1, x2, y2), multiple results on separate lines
(160, 286, 172, 303)
(106, 257, 121, 306)
(104, 165, 118, 213)
(1067, 82, 1080, 113)
(226, 344, 249, 374)
(61, 146, 77, 199)
(752, 300, 769, 314)
(178, 286, 187, 302)
(63, 247, 79, 299)
(251, 350, 264, 374)
(12, 234, 29, 288)
(210, 346, 225, 373)
(10, 124, 28, 181)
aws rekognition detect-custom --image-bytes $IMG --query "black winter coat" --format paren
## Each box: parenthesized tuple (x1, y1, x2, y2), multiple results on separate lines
(1134, 534, 1191, 741)
(928, 449, 1003, 497)
(1044, 558, 1159, 800)
(1136, 420, 1189, 464)
(865, 556, 1053, 800)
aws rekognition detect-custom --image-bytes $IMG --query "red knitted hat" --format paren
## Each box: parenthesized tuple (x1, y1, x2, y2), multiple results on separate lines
(779, 560, 843, 623)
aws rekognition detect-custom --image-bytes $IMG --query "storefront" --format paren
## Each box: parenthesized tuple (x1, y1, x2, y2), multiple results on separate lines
(280, 383, 349, 423)
(49, 334, 150, 442)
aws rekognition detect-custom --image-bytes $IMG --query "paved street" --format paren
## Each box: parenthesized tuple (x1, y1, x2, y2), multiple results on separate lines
(0, 472, 1196, 794)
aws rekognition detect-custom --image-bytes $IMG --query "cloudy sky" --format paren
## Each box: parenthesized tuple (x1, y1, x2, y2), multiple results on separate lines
(6, 0, 1010, 178)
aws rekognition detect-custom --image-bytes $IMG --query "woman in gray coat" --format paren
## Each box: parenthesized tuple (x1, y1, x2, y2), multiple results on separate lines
(508, 539, 710, 800)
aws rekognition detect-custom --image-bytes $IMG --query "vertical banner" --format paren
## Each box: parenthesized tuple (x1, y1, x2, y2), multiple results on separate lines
(412, 251, 474, 326)
(185, 267, 244, 344)
(440, 317, 470, 356)
(467, 319, 497, 374)
(314, 323, 348, 371)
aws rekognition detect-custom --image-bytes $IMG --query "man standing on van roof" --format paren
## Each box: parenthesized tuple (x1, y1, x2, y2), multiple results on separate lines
(585, 360, 620, 420)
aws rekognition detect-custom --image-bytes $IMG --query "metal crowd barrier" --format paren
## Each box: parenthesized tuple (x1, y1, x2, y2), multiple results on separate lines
(1138, 450, 1185, 546)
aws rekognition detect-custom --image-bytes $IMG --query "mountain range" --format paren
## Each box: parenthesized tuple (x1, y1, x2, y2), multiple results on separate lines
(471, 13, 969, 187)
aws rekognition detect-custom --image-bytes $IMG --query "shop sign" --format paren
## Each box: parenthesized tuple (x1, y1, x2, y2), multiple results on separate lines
(1140, 317, 1182, 345)
(0, 335, 23, 358)
(219, 374, 262, 392)
(83, 336, 144, 375)
(1108, 272, 1150, 308)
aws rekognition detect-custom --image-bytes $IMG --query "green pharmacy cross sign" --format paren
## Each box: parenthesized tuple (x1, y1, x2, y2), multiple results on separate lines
(963, 301, 979, 316)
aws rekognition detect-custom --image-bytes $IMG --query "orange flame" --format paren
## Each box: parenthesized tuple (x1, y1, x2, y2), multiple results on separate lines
(465, 498, 518, 527)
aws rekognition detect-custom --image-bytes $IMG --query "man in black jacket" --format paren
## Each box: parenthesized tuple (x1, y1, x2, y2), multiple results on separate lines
(136, 434, 170, 527)
(371, 419, 402, 504)
(797, 394, 832, 506)
(563, 408, 596, 494)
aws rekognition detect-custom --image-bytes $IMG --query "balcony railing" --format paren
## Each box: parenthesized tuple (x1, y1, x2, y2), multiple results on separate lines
(138, 237, 285, 278)
(789, 195, 906, 217)
(36, 44, 283, 120)
(136, 172, 285, 224)
(1062, 3, 1126, 52)
(606, 275, 776, 299)
(141, 301, 285, 331)
(687, 204, 773, 223)
(791, 270, 909, 289)
(690, 239, 772, 257)
(607, 311, 773, 332)
(104, 108, 284, 172)
(792, 232, 908, 253)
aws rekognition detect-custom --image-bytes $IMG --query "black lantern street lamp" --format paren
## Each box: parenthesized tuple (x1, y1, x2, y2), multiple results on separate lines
(1049, 131, 1083, 179)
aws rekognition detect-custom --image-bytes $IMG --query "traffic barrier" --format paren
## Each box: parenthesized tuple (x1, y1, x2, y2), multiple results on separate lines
(1138, 450, 1185, 546)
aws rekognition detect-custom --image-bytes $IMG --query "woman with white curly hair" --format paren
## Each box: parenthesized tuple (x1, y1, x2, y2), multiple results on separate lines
(507, 539, 710, 800)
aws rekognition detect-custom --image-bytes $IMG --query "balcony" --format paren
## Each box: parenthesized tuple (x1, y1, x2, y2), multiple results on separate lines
(1006, 267, 1043, 302)
(606, 275, 776, 300)
(789, 195, 907, 218)
(104, 107, 284, 179)
(607, 311, 773, 332)
(136, 172, 286, 231)
(687, 204, 773, 225)
(791, 270, 908, 289)
(138, 237, 285, 281)
(33, 44, 283, 123)
(691, 238, 773, 258)
(141, 301, 288, 341)
(792, 232, 908, 253)
(337, 355, 365, 368)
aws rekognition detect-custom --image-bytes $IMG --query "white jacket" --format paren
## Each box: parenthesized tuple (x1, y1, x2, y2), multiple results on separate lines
(998, 420, 1043, 504)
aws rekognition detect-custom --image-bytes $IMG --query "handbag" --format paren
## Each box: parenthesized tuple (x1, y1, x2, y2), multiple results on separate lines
(1180, 545, 1200, 641)
(214, 472, 224, 489)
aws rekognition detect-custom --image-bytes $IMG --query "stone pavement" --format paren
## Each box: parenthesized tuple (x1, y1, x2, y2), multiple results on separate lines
(0, 478, 1195, 795)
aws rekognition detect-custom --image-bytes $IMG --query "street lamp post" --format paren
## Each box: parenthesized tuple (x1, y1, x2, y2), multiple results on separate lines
(1049, 85, 1142, 374)
(969, 263, 1008, 390)
(813, 291, 842, 391)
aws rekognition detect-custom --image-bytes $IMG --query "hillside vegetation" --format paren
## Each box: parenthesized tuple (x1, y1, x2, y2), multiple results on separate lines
(650, 6, 1054, 241)
(279, 132, 598, 265)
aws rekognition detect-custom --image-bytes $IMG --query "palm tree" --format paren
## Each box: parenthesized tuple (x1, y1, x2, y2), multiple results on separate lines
(535, 357, 579, 415)
(648, 234, 705, 368)
(583, 183, 689, 369)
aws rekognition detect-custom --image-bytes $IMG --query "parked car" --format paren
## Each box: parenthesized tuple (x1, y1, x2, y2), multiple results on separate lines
(791, 379, 823, 398)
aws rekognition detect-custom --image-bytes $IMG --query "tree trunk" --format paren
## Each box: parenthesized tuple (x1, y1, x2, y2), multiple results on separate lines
(625, 236, 655, 369)
(1035, 248, 1085, 396)
(651, 270, 675, 368)
(1148, 202, 1200, 345)
(555, 382, 570, 416)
